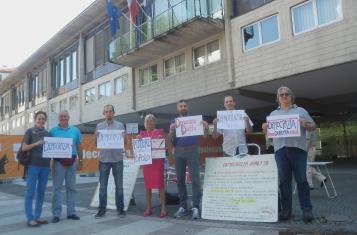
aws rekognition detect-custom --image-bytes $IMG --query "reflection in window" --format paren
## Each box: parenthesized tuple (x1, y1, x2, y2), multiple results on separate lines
(99, 82, 111, 99)
(292, 0, 342, 35)
(85, 87, 96, 104)
(164, 54, 185, 77)
(243, 15, 279, 51)
(194, 40, 221, 68)
(115, 74, 128, 95)
(207, 40, 220, 63)
(194, 45, 206, 67)
(72, 51, 77, 80)
(139, 65, 158, 85)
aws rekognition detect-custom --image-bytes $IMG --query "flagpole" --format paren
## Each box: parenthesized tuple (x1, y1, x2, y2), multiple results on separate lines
(135, 0, 151, 19)
(121, 12, 147, 37)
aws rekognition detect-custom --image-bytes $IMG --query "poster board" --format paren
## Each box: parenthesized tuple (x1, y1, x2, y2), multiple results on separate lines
(202, 155, 278, 222)
(217, 110, 245, 130)
(267, 114, 300, 138)
(175, 115, 204, 137)
(97, 130, 124, 149)
(42, 137, 72, 158)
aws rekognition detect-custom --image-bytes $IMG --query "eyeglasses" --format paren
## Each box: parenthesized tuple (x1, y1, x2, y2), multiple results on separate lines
(279, 93, 290, 97)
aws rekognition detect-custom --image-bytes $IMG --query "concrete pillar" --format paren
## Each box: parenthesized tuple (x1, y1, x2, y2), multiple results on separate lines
(223, 0, 235, 87)
(78, 33, 85, 123)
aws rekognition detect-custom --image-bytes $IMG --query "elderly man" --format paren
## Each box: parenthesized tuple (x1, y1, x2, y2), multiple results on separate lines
(168, 99, 209, 220)
(94, 104, 126, 218)
(51, 110, 83, 223)
(262, 86, 316, 222)
(212, 95, 253, 156)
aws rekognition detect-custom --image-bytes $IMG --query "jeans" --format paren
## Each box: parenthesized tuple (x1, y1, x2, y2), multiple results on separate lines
(52, 161, 77, 217)
(275, 147, 312, 213)
(99, 161, 124, 211)
(24, 165, 50, 221)
(174, 148, 201, 209)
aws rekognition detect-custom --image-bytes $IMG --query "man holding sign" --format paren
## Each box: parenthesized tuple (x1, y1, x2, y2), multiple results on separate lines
(262, 87, 316, 223)
(50, 110, 83, 223)
(212, 95, 253, 156)
(168, 100, 209, 220)
(94, 104, 126, 218)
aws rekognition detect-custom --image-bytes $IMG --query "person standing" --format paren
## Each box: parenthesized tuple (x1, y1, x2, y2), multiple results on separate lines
(95, 104, 126, 218)
(138, 114, 167, 218)
(168, 99, 209, 219)
(262, 86, 316, 222)
(306, 130, 326, 189)
(51, 110, 83, 223)
(212, 95, 253, 156)
(22, 111, 51, 227)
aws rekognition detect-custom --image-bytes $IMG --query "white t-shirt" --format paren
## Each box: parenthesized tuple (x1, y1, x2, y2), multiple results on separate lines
(218, 113, 253, 156)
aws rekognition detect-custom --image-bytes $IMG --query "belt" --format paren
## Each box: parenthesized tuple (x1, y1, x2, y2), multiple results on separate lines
(174, 146, 197, 150)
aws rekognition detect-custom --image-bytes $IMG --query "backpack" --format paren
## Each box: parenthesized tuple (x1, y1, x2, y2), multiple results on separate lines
(16, 146, 30, 165)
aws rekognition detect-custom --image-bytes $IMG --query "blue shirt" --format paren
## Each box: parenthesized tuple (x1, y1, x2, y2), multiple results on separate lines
(50, 124, 82, 156)
(171, 118, 199, 147)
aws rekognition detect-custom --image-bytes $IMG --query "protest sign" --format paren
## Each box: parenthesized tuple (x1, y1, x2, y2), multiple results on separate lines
(42, 137, 72, 158)
(175, 115, 203, 137)
(151, 138, 165, 159)
(267, 114, 300, 138)
(217, 110, 245, 130)
(202, 155, 278, 222)
(132, 137, 152, 165)
(126, 123, 139, 134)
(90, 159, 140, 211)
(97, 130, 124, 149)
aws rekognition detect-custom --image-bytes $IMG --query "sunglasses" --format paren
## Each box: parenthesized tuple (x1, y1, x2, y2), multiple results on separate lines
(279, 93, 290, 97)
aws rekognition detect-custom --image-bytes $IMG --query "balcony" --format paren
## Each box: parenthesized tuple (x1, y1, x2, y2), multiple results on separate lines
(109, 0, 224, 67)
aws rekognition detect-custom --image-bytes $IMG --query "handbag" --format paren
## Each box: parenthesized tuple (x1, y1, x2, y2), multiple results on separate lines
(16, 146, 31, 165)
(60, 158, 75, 167)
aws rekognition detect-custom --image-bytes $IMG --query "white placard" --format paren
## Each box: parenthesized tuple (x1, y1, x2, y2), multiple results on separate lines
(90, 159, 140, 211)
(97, 130, 124, 149)
(42, 137, 72, 158)
(132, 137, 152, 165)
(267, 114, 300, 138)
(202, 155, 278, 222)
(151, 138, 166, 159)
(175, 115, 204, 137)
(126, 123, 139, 134)
(217, 110, 245, 130)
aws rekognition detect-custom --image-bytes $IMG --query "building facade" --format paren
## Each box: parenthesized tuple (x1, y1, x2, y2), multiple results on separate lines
(0, 0, 356, 157)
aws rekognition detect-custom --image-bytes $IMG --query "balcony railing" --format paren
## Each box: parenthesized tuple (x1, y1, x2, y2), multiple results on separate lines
(109, 0, 223, 61)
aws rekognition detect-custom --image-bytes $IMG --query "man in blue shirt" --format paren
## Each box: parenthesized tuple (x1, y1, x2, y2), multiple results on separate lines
(168, 100, 208, 220)
(50, 110, 83, 223)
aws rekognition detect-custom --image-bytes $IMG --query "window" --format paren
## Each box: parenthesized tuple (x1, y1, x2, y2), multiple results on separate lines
(99, 82, 111, 99)
(59, 99, 67, 111)
(164, 54, 186, 77)
(52, 47, 78, 88)
(72, 51, 78, 80)
(85, 87, 96, 104)
(28, 112, 34, 123)
(51, 103, 57, 113)
(292, 0, 342, 35)
(139, 65, 158, 86)
(21, 116, 25, 126)
(60, 59, 65, 86)
(242, 15, 279, 51)
(17, 118, 21, 127)
(115, 74, 128, 95)
(193, 40, 221, 67)
(69, 95, 79, 110)
(12, 120, 16, 129)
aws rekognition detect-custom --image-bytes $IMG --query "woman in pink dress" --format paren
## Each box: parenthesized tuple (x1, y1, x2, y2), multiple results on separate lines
(138, 114, 166, 217)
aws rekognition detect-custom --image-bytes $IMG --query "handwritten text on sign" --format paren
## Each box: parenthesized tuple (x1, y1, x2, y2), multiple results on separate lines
(202, 155, 278, 222)
(217, 110, 245, 130)
(175, 115, 203, 137)
(43, 137, 72, 158)
(267, 114, 300, 138)
(132, 137, 152, 165)
(97, 130, 124, 149)
(151, 138, 165, 159)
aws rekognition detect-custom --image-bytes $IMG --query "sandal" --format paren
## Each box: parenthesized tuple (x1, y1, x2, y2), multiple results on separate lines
(27, 220, 40, 227)
(143, 210, 152, 217)
(159, 211, 167, 218)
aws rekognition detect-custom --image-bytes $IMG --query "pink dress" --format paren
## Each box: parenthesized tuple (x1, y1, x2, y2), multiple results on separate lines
(140, 129, 165, 190)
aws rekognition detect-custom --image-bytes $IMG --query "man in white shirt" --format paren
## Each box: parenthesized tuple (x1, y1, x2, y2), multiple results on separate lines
(212, 95, 253, 156)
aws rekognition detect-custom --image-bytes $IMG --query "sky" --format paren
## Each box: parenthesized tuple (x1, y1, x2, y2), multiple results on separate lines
(0, 0, 95, 68)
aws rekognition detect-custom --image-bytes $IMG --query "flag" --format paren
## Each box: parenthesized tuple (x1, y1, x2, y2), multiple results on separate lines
(127, 0, 139, 24)
(144, 0, 153, 18)
(106, 0, 122, 38)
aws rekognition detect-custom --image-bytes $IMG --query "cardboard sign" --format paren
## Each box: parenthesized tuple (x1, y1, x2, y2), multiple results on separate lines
(151, 138, 165, 159)
(202, 155, 278, 222)
(90, 159, 140, 211)
(267, 114, 300, 138)
(126, 123, 139, 134)
(175, 115, 204, 137)
(217, 110, 245, 130)
(97, 130, 124, 149)
(42, 137, 72, 158)
(132, 137, 152, 165)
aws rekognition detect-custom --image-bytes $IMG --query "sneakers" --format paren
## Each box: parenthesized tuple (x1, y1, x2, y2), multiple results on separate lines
(67, 214, 80, 220)
(118, 208, 126, 217)
(303, 211, 313, 223)
(278, 210, 291, 221)
(173, 207, 188, 218)
(51, 217, 60, 223)
(192, 208, 200, 219)
(95, 210, 106, 219)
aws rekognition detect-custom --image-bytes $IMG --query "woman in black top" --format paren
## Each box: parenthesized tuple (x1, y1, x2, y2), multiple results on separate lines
(22, 111, 51, 227)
